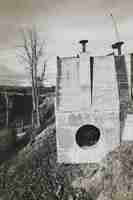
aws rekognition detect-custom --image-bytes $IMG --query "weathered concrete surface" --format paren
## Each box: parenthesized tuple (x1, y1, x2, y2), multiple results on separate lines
(56, 54, 120, 163)
(114, 56, 129, 141)
(122, 114, 133, 141)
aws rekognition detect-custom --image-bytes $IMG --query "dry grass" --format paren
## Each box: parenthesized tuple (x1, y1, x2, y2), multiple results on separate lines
(0, 124, 95, 200)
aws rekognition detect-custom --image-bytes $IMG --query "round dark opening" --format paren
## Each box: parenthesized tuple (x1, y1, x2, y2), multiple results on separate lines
(76, 124, 101, 148)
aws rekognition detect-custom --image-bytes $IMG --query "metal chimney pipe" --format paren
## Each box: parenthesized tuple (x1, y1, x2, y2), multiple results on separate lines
(79, 40, 88, 53)
(112, 41, 124, 56)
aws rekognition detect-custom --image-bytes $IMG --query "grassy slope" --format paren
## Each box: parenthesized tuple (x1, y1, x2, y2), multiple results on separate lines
(0, 123, 98, 200)
(0, 121, 133, 200)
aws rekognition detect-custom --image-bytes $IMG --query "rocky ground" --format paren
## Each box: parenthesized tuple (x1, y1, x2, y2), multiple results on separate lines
(73, 141, 133, 200)
(0, 122, 133, 200)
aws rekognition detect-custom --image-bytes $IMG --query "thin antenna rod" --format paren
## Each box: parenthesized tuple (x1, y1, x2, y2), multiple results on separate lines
(110, 13, 120, 42)
(110, 13, 124, 55)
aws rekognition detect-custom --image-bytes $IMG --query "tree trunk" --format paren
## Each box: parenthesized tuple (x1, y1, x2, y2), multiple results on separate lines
(34, 62, 40, 128)
(31, 64, 37, 129)
(4, 92, 9, 127)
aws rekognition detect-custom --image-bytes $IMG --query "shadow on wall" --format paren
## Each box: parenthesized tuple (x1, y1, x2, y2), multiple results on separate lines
(114, 55, 129, 141)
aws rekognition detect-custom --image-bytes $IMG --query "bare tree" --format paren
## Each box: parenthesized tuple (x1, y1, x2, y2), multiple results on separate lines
(18, 28, 46, 132)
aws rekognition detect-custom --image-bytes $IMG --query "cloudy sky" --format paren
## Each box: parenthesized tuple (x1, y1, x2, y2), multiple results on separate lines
(0, 0, 133, 84)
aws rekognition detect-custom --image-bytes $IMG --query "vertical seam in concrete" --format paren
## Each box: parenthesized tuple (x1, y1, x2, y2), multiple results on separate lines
(56, 57, 62, 110)
(90, 56, 94, 105)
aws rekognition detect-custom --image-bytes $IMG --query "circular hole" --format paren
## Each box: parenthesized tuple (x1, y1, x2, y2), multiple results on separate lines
(75, 124, 101, 148)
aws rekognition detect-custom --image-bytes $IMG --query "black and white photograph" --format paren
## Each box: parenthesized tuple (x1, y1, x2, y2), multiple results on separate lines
(0, 0, 133, 199)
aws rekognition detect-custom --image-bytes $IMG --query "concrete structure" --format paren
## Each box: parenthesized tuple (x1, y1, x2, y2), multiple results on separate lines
(55, 46, 130, 163)
(122, 54, 133, 141)
(122, 114, 133, 141)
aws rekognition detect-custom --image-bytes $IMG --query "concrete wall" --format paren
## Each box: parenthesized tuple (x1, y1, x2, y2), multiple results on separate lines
(114, 56, 129, 141)
(55, 53, 126, 163)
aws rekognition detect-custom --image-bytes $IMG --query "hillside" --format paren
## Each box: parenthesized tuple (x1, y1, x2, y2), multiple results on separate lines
(0, 124, 95, 200)
(0, 121, 133, 200)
